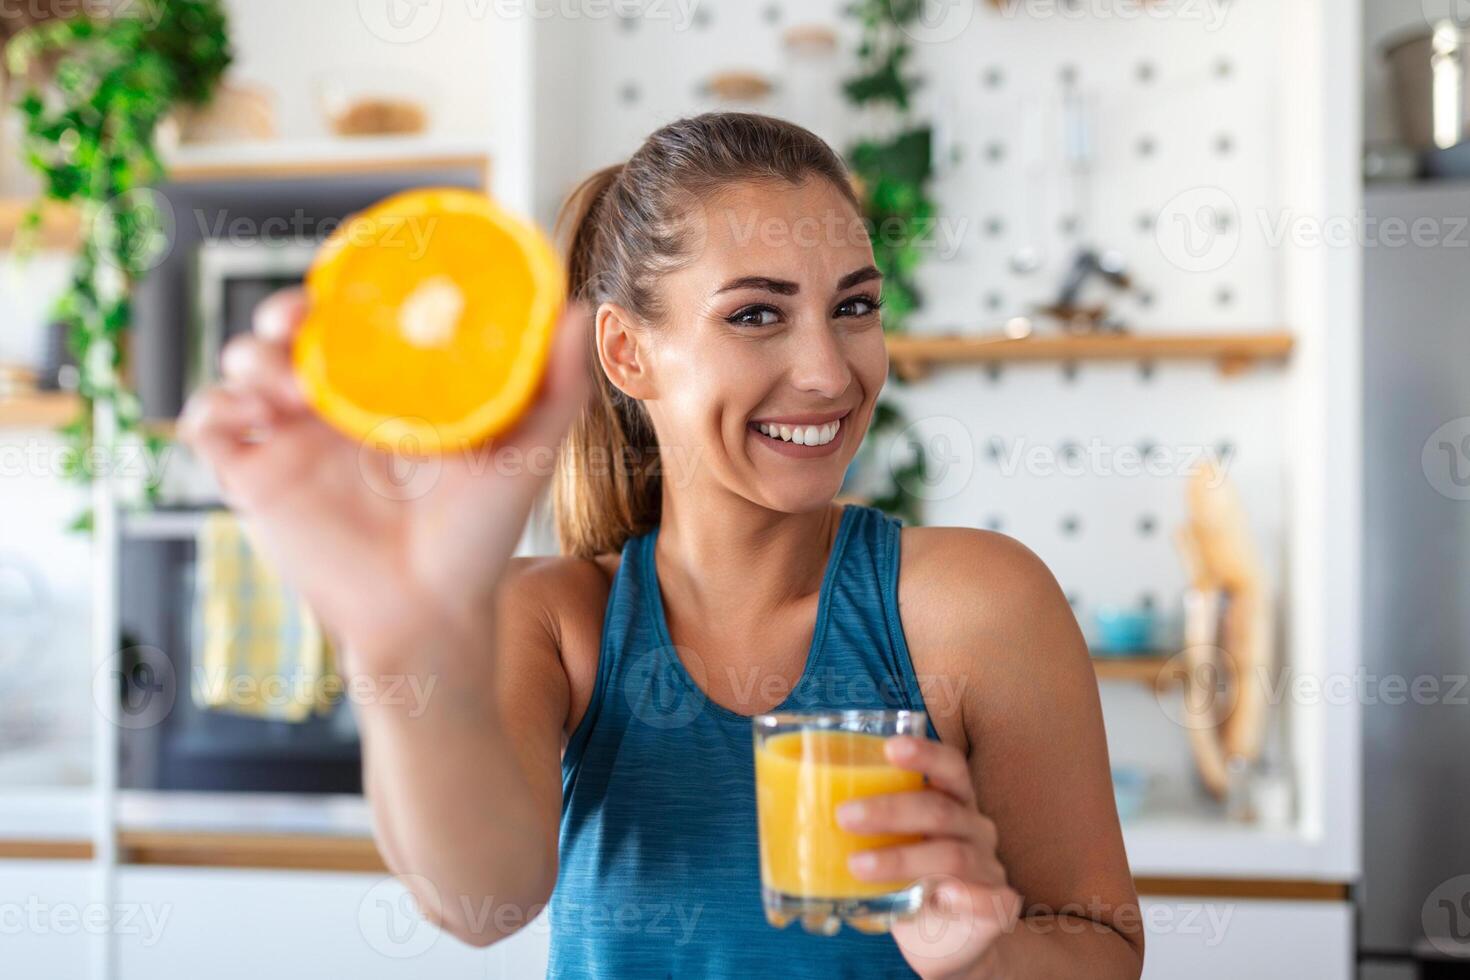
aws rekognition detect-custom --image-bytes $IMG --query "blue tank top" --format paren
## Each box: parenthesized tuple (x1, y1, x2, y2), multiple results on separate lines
(549, 505, 938, 978)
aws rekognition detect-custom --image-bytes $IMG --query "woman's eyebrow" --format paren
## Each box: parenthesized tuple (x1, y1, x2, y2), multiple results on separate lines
(715, 276, 799, 295)
(714, 265, 883, 296)
(836, 265, 882, 291)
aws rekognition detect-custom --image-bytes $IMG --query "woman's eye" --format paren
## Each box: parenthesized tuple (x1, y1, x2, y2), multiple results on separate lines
(728, 305, 781, 327)
(835, 294, 884, 318)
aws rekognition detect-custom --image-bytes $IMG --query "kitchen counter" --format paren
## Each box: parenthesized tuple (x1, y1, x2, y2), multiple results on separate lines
(0, 788, 370, 841)
(0, 788, 1351, 899)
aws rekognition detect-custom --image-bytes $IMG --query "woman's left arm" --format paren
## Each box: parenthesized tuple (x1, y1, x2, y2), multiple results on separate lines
(840, 528, 1144, 979)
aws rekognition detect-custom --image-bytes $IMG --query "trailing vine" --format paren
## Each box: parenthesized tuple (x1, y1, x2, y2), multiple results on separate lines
(7, 0, 231, 529)
(841, 0, 936, 525)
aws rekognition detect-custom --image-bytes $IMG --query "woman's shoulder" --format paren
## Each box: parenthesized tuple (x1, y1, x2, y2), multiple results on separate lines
(497, 553, 622, 733)
(898, 524, 1064, 613)
(498, 552, 620, 637)
(896, 524, 1089, 722)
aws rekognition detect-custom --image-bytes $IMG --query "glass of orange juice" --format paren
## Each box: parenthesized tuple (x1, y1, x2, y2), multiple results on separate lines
(753, 710, 929, 936)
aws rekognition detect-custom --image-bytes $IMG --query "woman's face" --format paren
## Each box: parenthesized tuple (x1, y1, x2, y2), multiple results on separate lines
(614, 177, 888, 515)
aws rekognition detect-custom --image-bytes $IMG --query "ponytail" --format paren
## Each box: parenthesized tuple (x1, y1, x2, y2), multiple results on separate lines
(552, 164, 661, 558)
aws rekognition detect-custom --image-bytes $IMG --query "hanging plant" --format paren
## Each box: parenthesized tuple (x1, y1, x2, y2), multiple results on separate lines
(841, 0, 937, 525)
(7, 0, 231, 530)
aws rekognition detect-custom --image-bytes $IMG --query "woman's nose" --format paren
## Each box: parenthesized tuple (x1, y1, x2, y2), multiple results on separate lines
(789, 324, 853, 398)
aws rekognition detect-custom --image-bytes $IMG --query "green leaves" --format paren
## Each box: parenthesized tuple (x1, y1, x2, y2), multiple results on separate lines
(11, 1, 232, 528)
(842, 42, 916, 110)
(842, 0, 939, 524)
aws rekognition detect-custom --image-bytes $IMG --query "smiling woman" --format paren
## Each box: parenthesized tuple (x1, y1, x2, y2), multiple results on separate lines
(180, 111, 1143, 980)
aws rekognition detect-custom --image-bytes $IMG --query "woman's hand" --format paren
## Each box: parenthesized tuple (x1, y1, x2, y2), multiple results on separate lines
(838, 736, 1022, 979)
(179, 288, 591, 669)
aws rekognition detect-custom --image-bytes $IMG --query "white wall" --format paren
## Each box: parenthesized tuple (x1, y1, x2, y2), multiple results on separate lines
(220, 0, 534, 210)
(0, 420, 94, 789)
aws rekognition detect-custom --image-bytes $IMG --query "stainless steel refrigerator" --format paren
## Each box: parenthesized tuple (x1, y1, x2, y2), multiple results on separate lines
(1362, 179, 1470, 979)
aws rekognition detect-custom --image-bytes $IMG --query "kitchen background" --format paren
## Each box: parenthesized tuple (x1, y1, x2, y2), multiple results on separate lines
(0, 0, 1460, 977)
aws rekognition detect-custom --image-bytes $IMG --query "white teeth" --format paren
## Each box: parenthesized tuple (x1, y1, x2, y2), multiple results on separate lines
(756, 418, 841, 447)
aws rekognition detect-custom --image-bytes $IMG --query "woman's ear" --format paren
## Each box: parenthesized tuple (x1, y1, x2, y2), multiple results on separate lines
(596, 302, 656, 400)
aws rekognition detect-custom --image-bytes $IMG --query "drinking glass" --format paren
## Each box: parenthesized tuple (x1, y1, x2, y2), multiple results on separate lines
(752, 709, 929, 935)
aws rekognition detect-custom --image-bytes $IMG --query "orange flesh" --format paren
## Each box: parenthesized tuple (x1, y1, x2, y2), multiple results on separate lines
(295, 189, 563, 452)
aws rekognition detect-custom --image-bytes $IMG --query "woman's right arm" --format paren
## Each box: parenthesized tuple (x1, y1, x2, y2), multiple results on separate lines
(354, 564, 572, 945)
(180, 289, 591, 946)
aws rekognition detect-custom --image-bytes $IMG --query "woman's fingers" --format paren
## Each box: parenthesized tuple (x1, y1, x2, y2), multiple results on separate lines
(848, 838, 1006, 889)
(501, 302, 593, 451)
(253, 287, 307, 342)
(837, 789, 988, 841)
(178, 385, 273, 457)
(177, 386, 281, 507)
(220, 333, 308, 416)
(884, 736, 977, 807)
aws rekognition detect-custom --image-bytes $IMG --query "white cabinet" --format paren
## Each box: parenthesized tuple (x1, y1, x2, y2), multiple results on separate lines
(1139, 898, 1353, 980)
(115, 867, 549, 980)
(4, 861, 1352, 980)
(0, 860, 94, 980)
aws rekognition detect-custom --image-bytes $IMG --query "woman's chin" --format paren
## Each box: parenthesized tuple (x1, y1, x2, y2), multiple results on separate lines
(752, 475, 852, 515)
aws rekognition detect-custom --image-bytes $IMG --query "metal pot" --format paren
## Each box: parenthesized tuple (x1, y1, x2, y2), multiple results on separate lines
(1384, 20, 1470, 150)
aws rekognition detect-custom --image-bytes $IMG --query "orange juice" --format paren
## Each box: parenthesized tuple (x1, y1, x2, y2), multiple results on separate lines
(755, 730, 924, 900)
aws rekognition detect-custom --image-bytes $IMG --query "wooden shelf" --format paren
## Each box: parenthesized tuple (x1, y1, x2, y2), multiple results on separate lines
(3, 140, 493, 252)
(0, 391, 80, 428)
(164, 138, 492, 185)
(887, 332, 1295, 380)
(0, 198, 83, 252)
(1091, 654, 1186, 688)
(117, 830, 386, 874)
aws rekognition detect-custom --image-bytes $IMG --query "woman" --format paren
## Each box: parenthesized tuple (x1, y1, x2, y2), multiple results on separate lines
(182, 112, 1143, 978)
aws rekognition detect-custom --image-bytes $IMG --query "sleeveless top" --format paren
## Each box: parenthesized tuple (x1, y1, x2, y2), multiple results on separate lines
(548, 505, 938, 979)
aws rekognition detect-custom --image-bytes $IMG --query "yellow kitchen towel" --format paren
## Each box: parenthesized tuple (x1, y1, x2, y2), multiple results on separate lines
(191, 511, 339, 722)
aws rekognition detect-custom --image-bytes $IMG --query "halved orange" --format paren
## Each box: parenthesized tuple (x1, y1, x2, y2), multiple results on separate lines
(293, 188, 565, 453)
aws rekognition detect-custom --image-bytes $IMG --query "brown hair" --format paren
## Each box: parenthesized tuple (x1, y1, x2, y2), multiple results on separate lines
(551, 112, 859, 558)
